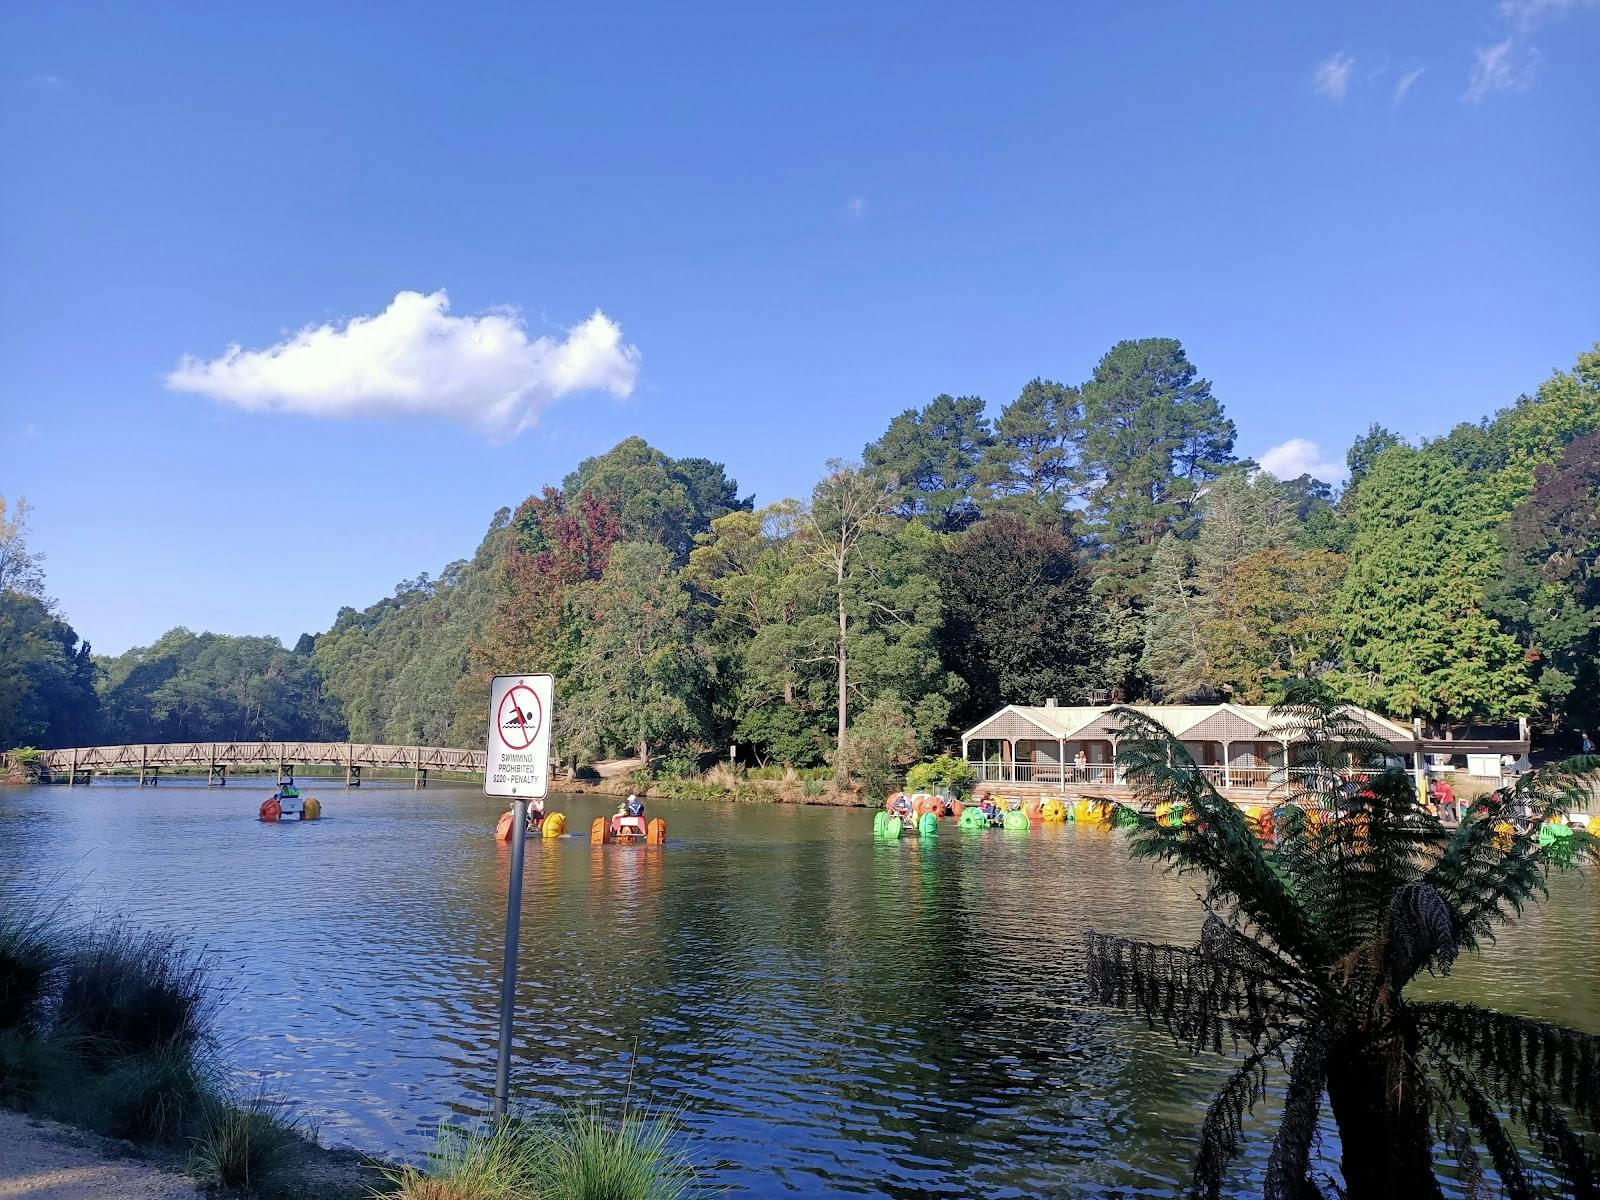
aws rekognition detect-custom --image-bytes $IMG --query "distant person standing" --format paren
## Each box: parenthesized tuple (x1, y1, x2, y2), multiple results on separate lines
(1583, 731, 1594, 755)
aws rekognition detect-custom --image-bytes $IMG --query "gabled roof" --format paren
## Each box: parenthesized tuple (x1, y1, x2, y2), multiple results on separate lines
(960, 702, 1419, 746)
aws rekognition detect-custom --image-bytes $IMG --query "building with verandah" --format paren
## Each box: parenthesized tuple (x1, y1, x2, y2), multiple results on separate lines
(959, 700, 1531, 801)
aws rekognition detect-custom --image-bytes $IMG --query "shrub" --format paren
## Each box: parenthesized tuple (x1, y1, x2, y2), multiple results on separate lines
(649, 753, 701, 780)
(572, 764, 602, 783)
(801, 779, 826, 797)
(838, 698, 919, 803)
(190, 1089, 301, 1188)
(0, 899, 63, 1032)
(55, 926, 212, 1065)
(905, 754, 974, 797)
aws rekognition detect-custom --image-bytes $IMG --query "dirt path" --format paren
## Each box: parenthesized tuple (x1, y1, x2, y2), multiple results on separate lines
(0, 1110, 203, 1200)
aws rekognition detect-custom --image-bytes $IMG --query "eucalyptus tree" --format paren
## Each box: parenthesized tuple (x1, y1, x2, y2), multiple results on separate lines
(1087, 685, 1600, 1199)
(806, 462, 896, 788)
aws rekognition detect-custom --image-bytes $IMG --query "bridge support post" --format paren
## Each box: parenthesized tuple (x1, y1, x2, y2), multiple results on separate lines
(141, 767, 159, 788)
(414, 767, 427, 789)
(208, 764, 227, 787)
(277, 761, 294, 787)
(346, 764, 362, 787)
(68, 748, 77, 788)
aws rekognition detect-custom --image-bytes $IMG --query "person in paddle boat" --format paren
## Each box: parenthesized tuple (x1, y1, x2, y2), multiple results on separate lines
(526, 796, 547, 830)
(271, 781, 304, 818)
(888, 792, 913, 820)
(616, 794, 645, 819)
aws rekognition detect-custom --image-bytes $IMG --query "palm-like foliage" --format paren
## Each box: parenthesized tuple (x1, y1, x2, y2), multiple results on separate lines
(1086, 683, 1600, 1200)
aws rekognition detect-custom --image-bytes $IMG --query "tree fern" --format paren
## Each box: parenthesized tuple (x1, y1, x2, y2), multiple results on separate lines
(1085, 683, 1600, 1198)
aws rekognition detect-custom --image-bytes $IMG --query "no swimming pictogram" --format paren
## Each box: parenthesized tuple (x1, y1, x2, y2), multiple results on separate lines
(485, 673, 552, 798)
(496, 685, 542, 750)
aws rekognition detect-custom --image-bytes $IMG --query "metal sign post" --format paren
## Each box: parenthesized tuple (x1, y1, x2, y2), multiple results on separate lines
(484, 673, 553, 1118)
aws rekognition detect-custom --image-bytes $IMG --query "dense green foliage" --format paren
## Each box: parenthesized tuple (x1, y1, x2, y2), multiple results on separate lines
(5, 340, 1598, 770)
(0, 590, 99, 749)
(1488, 428, 1600, 745)
(1088, 688, 1600, 1199)
(936, 516, 1098, 726)
(98, 628, 344, 743)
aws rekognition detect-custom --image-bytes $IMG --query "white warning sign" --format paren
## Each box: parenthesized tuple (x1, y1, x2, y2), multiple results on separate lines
(485, 674, 553, 798)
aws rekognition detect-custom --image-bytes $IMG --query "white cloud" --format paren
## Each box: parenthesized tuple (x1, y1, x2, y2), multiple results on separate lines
(166, 290, 641, 440)
(1467, 0, 1593, 101)
(1311, 52, 1355, 100)
(1257, 438, 1348, 484)
(1393, 66, 1426, 103)
(1499, 0, 1598, 31)
(844, 195, 868, 220)
(1464, 38, 1540, 101)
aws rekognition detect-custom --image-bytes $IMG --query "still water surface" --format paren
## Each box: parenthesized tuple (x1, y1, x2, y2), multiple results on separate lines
(1, 782, 1595, 1197)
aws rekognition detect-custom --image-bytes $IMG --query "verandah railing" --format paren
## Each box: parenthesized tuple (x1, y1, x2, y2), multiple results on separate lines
(968, 762, 1404, 792)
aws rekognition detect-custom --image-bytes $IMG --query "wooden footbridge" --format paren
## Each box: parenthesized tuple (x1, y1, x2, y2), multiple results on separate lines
(1, 742, 486, 787)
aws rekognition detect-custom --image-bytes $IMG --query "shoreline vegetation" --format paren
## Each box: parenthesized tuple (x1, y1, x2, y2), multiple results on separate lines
(0, 901, 704, 1200)
(6, 343, 1599, 802)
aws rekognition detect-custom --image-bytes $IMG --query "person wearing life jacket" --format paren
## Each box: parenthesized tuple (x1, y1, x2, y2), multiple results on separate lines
(888, 792, 912, 820)
(616, 794, 645, 819)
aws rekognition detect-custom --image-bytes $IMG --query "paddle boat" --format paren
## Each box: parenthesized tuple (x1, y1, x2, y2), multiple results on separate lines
(591, 795, 667, 845)
(494, 798, 568, 842)
(875, 791, 949, 838)
(259, 781, 321, 822)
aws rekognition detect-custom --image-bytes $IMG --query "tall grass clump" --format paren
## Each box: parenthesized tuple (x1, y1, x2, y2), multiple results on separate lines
(69, 1037, 211, 1142)
(538, 1104, 697, 1200)
(0, 1028, 75, 1104)
(386, 1118, 545, 1200)
(189, 1088, 301, 1188)
(54, 925, 212, 1066)
(0, 897, 64, 1032)
(387, 1105, 702, 1200)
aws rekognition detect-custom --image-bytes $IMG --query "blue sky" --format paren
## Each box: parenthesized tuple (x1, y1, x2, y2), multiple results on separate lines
(3, 1, 1597, 655)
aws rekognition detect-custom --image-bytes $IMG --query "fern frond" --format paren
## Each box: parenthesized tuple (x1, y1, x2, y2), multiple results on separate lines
(1085, 926, 1305, 1055)
(1188, 1033, 1295, 1200)
(1263, 1032, 1328, 1200)
(1415, 1002, 1600, 1121)
(1110, 707, 1330, 971)
(1426, 761, 1600, 950)
(1425, 1032, 1599, 1200)
(1430, 1052, 1537, 1200)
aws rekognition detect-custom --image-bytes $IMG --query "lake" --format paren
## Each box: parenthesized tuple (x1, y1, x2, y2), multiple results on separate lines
(1, 781, 1594, 1197)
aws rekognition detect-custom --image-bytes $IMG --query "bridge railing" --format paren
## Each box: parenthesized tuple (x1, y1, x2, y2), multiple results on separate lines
(16, 742, 487, 775)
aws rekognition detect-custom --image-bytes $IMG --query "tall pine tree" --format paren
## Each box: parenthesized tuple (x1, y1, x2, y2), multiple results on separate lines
(977, 378, 1084, 527)
(863, 394, 991, 532)
(1080, 338, 1236, 607)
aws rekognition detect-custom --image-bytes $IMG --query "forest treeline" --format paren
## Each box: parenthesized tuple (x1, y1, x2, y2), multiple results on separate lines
(4, 338, 1598, 779)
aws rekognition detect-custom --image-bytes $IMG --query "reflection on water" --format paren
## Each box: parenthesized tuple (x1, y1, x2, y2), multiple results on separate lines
(1, 782, 1594, 1197)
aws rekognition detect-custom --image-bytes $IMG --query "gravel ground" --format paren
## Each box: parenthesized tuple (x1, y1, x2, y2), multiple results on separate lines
(0, 1109, 203, 1199)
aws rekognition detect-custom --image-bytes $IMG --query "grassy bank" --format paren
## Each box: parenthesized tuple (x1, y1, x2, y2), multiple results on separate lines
(0, 901, 705, 1199)
(581, 763, 868, 808)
